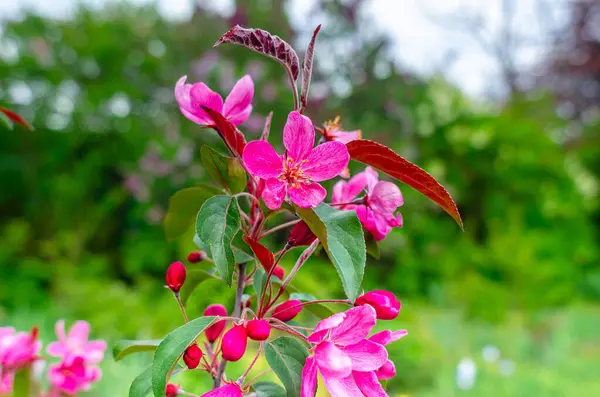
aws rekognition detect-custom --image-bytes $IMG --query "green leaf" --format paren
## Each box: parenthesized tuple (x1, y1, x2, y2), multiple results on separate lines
(12, 366, 31, 397)
(295, 203, 366, 302)
(129, 364, 183, 397)
(253, 381, 287, 397)
(164, 185, 222, 241)
(264, 337, 309, 397)
(196, 195, 241, 285)
(200, 145, 247, 194)
(179, 268, 219, 305)
(289, 292, 317, 301)
(152, 316, 216, 397)
(113, 339, 162, 361)
(194, 234, 254, 264)
(365, 230, 380, 259)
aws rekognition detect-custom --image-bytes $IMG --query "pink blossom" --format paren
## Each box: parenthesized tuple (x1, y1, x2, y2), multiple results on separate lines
(333, 167, 403, 241)
(320, 116, 362, 144)
(48, 356, 101, 395)
(355, 290, 401, 320)
(243, 111, 349, 209)
(47, 320, 106, 364)
(175, 75, 254, 126)
(0, 371, 13, 395)
(0, 327, 41, 371)
(369, 329, 408, 380)
(200, 382, 242, 397)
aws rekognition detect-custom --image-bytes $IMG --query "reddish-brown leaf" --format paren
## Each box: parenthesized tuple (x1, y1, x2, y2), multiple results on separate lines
(200, 106, 246, 157)
(242, 236, 275, 272)
(214, 25, 300, 81)
(347, 140, 463, 230)
(0, 106, 33, 130)
(300, 24, 322, 112)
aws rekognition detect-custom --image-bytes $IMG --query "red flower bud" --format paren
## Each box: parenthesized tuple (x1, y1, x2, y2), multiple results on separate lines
(166, 261, 186, 293)
(272, 300, 302, 322)
(288, 221, 317, 247)
(221, 324, 247, 362)
(246, 319, 271, 341)
(182, 343, 203, 369)
(354, 290, 401, 320)
(272, 266, 285, 281)
(187, 251, 205, 263)
(165, 383, 179, 397)
(204, 304, 228, 343)
(241, 296, 252, 309)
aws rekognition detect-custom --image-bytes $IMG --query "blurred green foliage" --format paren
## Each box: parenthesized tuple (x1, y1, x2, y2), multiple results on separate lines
(1, 1, 599, 396)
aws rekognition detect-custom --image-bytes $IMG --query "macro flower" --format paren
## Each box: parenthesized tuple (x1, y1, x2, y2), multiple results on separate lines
(333, 167, 403, 241)
(204, 304, 228, 343)
(354, 290, 401, 320)
(0, 326, 41, 371)
(319, 116, 361, 144)
(221, 324, 247, 362)
(48, 356, 101, 395)
(200, 382, 242, 397)
(47, 320, 106, 364)
(243, 111, 349, 209)
(175, 75, 253, 126)
(301, 305, 407, 397)
(272, 300, 303, 322)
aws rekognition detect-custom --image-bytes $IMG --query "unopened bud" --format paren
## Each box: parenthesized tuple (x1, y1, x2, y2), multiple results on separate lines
(221, 324, 247, 362)
(165, 261, 186, 293)
(272, 300, 302, 322)
(287, 221, 317, 247)
(183, 343, 203, 369)
(241, 295, 252, 309)
(187, 251, 205, 263)
(165, 383, 180, 397)
(204, 304, 228, 343)
(272, 266, 285, 281)
(354, 290, 401, 320)
(246, 319, 271, 341)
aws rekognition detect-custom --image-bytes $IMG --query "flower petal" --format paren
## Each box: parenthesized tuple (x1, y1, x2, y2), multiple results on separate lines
(46, 341, 66, 358)
(174, 76, 194, 113)
(288, 182, 326, 208)
(223, 75, 254, 125)
(303, 141, 349, 182)
(242, 141, 283, 179)
(84, 341, 107, 363)
(322, 374, 363, 397)
(332, 180, 346, 204)
(315, 341, 352, 379)
(374, 360, 396, 380)
(189, 82, 224, 122)
(353, 370, 388, 397)
(342, 340, 388, 371)
(343, 170, 373, 201)
(200, 383, 243, 397)
(356, 206, 389, 241)
(369, 329, 408, 346)
(300, 356, 318, 397)
(369, 181, 403, 215)
(330, 305, 377, 346)
(308, 312, 346, 344)
(54, 320, 67, 343)
(68, 321, 90, 344)
(283, 111, 314, 161)
(332, 129, 362, 144)
(262, 179, 287, 210)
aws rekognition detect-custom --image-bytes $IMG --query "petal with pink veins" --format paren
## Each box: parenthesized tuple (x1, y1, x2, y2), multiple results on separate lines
(242, 141, 283, 179)
(374, 360, 396, 380)
(227, 105, 253, 126)
(322, 374, 363, 397)
(303, 141, 349, 182)
(330, 305, 377, 346)
(189, 82, 224, 123)
(353, 370, 388, 397)
(369, 329, 408, 346)
(369, 181, 403, 215)
(262, 179, 287, 210)
(314, 341, 352, 379)
(342, 340, 388, 371)
(300, 356, 318, 397)
(288, 182, 326, 208)
(342, 171, 372, 202)
(308, 312, 346, 344)
(332, 180, 346, 203)
(283, 111, 314, 161)
(223, 75, 254, 125)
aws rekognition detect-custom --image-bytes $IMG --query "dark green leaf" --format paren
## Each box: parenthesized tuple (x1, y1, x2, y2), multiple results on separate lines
(264, 337, 309, 397)
(196, 195, 241, 285)
(180, 268, 219, 305)
(129, 364, 183, 397)
(113, 339, 162, 361)
(164, 185, 222, 241)
(152, 316, 216, 397)
(295, 203, 366, 302)
(200, 145, 247, 194)
(253, 381, 287, 397)
(365, 230, 380, 259)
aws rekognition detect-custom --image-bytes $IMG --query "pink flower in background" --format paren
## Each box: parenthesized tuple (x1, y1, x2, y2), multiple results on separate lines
(0, 371, 13, 395)
(301, 305, 390, 397)
(175, 75, 254, 126)
(333, 167, 403, 241)
(0, 326, 41, 371)
(48, 356, 101, 395)
(47, 320, 106, 364)
(243, 111, 349, 209)
(320, 116, 362, 144)
(200, 382, 243, 397)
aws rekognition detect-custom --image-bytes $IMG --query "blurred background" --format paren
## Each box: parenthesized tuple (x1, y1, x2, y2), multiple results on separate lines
(1, 0, 600, 396)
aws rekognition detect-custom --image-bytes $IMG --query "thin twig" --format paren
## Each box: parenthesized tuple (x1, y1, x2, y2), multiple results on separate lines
(237, 342, 264, 384)
(258, 219, 300, 240)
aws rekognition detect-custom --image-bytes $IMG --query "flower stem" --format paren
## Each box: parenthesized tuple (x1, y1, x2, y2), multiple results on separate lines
(237, 342, 263, 384)
(258, 219, 300, 240)
(244, 369, 274, 388)
(258, 248, 288, 317)
(173, 292, 189, 323)
(265, 299, 350, 318)
(286, 68, 300, 111)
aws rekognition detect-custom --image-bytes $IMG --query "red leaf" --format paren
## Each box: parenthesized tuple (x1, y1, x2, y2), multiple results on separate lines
(242, 236, 274, 272)
(347, 140, 463, 230)
(200, 106, 246, 156)
(0, 106, 33, 130)
(214, 25, 300, 81)
(300, 24, 321, 112)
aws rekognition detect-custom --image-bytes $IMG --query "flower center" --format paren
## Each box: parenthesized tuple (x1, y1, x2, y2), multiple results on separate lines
(281, 157, 310, 187)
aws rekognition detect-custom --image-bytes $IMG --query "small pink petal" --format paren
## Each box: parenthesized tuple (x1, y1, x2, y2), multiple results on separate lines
(242, 141, 283, 179)
(227, 105, 253, 126)
(308, 312, 345, 344)
(175, 77, 211, 125)
(54, 320, 67, 343)
(315, 341, 352, 379)
(374, 360, 396, 380)
(190, 82, 224, 122)
(353, 370, 388, 397)
(46, 342, 66, 358)
(355, 206, 388, 241)
(332, 129, 361, 144)
(365, 167, 379, 192)
(330, 305, 377, 346)
(343, 171, 372, 202)
(369, 330, 408, 346)
(283, 111, 314, 161)
(389, 212, 403, 228)
(303, 141, 349, 182)
(200, 383, 243, 397)
(223, 75, 254, 124)
(262, 179, 287, 210)
(288, 182, 326, 208)
(68, 321, 90, 344)
(84, 340, 107, 363)
(369, 181, 403, 215)
(342, 340, 388, 371)
(300, 356, 318, 397)
(322, 374, 363, 397)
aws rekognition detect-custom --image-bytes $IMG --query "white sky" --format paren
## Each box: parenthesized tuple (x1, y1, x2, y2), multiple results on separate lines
(0, 0, 570, 98)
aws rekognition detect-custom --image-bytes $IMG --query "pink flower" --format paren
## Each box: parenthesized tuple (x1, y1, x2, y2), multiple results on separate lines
(369, 329, 408, 380)
(48, 356, 101, 395)
(47, 320, 106, 364)
(175, 75, 254, 126)
(0, 327, 41, 371)
(320, 116, 362, 144)
(0, 371, 13, 395)
(301, 305, 391, 397)
(200, 382, 242, 397)
(333, 167, 403, 241)
(243, 111, 350, 209)
(354, 290, 401, 320)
